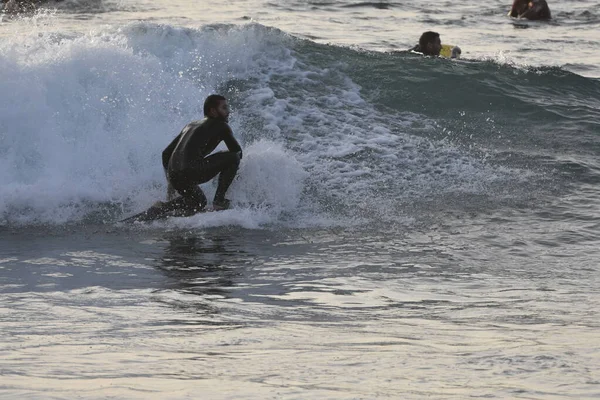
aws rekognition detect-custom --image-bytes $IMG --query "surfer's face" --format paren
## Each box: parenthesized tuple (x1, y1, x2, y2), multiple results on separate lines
(212, 100, 230, 122)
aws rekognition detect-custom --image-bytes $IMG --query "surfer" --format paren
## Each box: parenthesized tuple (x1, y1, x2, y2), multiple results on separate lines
(508, 0, 551, 20)
(410, 31, 461, 59)
(160, 94, 242, 214)
(410, 31, 443, 57)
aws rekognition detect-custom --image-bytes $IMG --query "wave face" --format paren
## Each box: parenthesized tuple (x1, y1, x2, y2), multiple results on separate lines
(0, 23, 599, 227)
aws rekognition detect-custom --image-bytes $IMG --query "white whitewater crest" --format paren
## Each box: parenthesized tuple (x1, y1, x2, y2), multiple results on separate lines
(0, 22, 307, 226)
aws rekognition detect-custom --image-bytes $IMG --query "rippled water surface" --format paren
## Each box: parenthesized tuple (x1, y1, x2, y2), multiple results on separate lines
(1, 214, 599, 398)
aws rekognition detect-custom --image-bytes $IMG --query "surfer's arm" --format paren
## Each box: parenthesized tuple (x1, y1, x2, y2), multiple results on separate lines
(222, 125, 242, 159)
(162, 132, 182, 170)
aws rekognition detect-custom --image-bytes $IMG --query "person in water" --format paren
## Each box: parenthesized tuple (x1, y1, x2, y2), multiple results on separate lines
(161, 94, 242, 213)
(509, 0, 551, 20)
(411, 31, 443, 57)
(410, 31, 461, 59)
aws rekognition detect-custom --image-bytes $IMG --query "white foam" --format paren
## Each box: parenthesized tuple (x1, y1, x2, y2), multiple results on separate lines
(230, 140, 307, 210)
(0, 23, 296, 224)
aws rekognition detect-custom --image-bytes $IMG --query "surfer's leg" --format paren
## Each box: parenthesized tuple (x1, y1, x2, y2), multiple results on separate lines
(176, 185, 208, 213)
(196, 152, 241, 207)
(169, 172, 208, 213)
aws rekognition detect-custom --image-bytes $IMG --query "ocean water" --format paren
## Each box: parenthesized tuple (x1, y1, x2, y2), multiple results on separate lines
(1, 0, 600, 398)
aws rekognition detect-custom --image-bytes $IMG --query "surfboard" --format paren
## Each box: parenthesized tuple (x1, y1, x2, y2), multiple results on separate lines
(120, 199, 219, 223)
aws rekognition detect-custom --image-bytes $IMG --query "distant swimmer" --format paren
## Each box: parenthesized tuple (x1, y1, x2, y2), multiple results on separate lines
(410, 31, 461, 59)
(410, 31, 442, 56)
(161, 94, 242, 214)
(509, 0, 551, 20)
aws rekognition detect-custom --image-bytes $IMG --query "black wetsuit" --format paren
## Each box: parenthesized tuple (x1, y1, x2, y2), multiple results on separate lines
(409, 44, 422, 53)
(161, 117, 242, 212)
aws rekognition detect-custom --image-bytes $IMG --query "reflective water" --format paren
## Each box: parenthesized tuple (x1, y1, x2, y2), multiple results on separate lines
(1, 216, 598, 398)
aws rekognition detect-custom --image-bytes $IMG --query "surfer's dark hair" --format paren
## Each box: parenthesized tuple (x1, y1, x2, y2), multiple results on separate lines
(418, 31, 440, 53)
(204, 94, 227, 116)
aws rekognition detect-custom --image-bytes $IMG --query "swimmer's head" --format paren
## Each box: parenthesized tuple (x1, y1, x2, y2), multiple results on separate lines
(419, 31, 442, 57)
